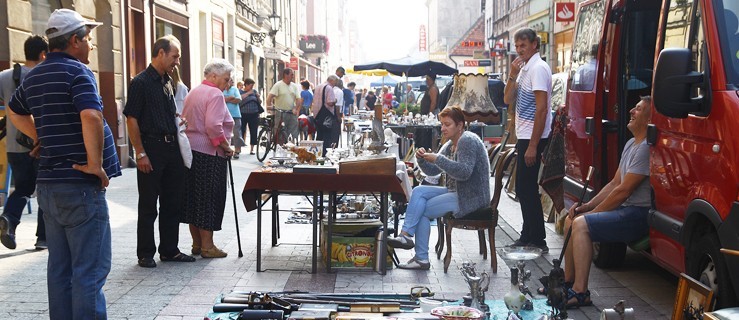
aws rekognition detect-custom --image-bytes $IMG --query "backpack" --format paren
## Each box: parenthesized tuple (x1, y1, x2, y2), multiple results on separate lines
(12, 63, 36, 150)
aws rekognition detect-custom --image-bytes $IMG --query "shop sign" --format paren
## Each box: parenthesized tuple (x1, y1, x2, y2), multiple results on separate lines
(264, 47, 282, 60)
(555, 3, 576, 22)
(464, 60, 492, 67)
(289, 56, 299, 70)
(299, 35, 328, 54)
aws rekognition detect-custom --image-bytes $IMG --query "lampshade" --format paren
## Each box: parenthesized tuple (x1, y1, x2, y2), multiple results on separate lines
(444, 73, 500, 124)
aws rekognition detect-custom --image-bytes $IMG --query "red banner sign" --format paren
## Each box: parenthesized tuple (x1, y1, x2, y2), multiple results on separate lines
(555, 3, 575, 22)
(289, 57, 299, 70)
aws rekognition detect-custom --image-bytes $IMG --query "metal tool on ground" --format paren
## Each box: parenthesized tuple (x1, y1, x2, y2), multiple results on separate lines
(228, 158, 244, 257)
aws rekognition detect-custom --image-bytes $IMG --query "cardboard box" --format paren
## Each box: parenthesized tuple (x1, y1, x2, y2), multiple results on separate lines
(339, 156, 396, 175)
(320, 220, 393, 269)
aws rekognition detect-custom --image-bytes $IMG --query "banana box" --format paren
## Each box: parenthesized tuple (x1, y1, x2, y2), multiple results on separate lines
(320, 220, 393, 269)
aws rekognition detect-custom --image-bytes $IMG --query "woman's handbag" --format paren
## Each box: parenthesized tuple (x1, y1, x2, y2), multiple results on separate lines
(175, 115, 192, 168)
(314, 85, 335, 130)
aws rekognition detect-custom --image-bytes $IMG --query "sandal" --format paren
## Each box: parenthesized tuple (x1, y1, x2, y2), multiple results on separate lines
(565, 288, 592, 309)
(538, 281, 572, 295)
(201, 246, 228, 258)
(160, 252, 196, 262)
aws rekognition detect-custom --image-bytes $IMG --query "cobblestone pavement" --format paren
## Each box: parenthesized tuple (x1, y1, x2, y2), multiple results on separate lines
(0, 153, 677, 319)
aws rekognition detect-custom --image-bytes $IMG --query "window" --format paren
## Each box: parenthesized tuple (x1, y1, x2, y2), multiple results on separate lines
(570, 0, 606, 91)
(716, 0, 739, 87)
(212, 18, 224, 58)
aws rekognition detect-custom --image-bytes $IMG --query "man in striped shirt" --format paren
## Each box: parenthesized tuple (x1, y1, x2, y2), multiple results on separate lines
(503, 27, 553, 253)
(8, 9, 121, 319)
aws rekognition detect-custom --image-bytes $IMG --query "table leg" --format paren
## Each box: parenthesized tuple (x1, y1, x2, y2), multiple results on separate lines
(378, 191, 389, 275)
(272, 191, 278, 247)
(257, 192, 262, 272)
(312, 191, 318, 274)
(326, 191, 335, 273)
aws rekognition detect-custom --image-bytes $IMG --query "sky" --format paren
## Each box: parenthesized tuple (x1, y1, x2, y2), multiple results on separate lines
(346, 0, 428, 63)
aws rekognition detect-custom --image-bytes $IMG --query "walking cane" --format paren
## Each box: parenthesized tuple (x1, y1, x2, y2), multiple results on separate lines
(228, 158, 244, 258)
(555, 166, 595, 268)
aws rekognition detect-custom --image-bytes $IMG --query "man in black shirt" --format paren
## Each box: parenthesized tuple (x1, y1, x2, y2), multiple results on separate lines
(124, 35, 195, 268)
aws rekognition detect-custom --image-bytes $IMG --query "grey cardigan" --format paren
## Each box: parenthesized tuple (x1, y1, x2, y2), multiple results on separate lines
(417, 131, 491, 217)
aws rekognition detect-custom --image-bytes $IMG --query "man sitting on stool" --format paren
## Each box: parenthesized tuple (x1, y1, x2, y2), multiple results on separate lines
(562, 96, 652, 308)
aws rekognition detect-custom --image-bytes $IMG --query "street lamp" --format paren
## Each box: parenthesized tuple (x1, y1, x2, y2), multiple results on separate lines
(269, 12, 281, 88)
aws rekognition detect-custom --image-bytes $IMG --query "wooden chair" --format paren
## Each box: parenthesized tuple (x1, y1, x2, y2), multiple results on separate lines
(436, 148, 513, 273)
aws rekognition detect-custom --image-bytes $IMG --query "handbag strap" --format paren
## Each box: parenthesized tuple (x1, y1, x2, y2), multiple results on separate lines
(321, 85, 329, 111)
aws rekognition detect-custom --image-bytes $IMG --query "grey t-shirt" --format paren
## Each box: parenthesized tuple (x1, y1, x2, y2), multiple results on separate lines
(0, 65, 31, 153)
(620, 138, 650, 207)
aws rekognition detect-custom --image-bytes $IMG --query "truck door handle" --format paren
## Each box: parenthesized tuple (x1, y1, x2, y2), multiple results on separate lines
(585, 117, 594, 135)
(602, 120, 618, 133)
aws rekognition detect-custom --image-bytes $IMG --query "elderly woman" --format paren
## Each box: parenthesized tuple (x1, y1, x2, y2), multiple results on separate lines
(388, 106, 491, 269)
(181, 59, 235, 258)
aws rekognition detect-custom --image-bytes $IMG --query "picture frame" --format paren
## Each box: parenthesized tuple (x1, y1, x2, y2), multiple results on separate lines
(672, 273, 715, 320)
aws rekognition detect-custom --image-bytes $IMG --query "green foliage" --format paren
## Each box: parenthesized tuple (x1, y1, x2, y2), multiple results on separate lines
(396, 103, 421, 115)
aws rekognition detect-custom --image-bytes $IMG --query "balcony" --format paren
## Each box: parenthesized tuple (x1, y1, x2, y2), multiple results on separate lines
(236, 0, 259, 24)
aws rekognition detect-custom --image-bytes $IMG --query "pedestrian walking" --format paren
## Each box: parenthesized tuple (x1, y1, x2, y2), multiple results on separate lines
(0, 35, 48, 250)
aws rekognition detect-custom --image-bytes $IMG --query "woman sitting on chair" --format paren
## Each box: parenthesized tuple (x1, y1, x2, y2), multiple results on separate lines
(388, 106, 491, 270)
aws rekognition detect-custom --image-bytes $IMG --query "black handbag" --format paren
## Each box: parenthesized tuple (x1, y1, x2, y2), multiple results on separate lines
(315, 85, 335, 130)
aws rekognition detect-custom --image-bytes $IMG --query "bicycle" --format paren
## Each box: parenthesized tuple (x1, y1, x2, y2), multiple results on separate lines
(255, 108, 291, 162)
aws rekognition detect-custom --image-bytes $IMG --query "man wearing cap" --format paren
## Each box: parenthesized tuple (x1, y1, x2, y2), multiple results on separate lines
(8, 9, 121, 319)
(124, 35, 195, 268)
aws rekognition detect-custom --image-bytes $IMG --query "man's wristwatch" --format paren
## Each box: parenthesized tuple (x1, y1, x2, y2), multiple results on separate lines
(136, 152, 147, 160)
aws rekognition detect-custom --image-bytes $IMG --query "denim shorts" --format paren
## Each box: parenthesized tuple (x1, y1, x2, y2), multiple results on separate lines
(583, 206, 650, 243)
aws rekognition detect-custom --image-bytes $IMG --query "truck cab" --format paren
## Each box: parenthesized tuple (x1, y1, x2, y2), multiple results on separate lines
(563, 0, 739, 307)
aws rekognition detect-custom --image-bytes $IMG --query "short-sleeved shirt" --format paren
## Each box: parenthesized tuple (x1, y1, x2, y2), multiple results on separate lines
(8, 52, 121, 183)
(301, 89, 313, 107)
(224, 86, 241, 118)
(620, 138, 650, 207)
(174, 82, 188, 114)
(123, 64, 178, 135)
(515, 53, 553, 140)
(0, 65, 32, 153)
(311, 82, 336, 116)
(269, 80, 300, 111)
(334, 87, 344, 108)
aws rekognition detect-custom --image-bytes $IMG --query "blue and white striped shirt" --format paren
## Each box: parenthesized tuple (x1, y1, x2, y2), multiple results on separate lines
(515, 53, 552, 140)
(8, 52, 121, 184)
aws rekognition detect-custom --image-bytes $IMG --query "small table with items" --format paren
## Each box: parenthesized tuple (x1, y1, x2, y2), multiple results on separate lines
(242, 170, 406, 274)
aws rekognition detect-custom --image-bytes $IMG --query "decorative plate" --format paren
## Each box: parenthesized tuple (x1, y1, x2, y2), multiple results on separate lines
(430, 306, 483, 320)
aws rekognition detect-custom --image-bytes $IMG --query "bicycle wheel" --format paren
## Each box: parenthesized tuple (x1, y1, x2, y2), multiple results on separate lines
(256, 128, 272, 162)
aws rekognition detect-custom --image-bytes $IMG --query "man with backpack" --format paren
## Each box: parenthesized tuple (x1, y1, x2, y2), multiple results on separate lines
(0, 35, 48, 250)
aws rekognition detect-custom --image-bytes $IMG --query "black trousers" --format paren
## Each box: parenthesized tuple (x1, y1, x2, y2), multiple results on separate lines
(242, 112, 260, 145)
(515, 138, 549, 245)
(136, 138, 186, 258)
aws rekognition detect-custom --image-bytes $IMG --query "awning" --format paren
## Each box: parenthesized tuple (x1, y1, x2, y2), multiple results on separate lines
(250, 45, 264, 59)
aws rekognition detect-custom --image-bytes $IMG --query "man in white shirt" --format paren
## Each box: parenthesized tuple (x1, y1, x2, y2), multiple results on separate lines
(266, 68, 302, 140)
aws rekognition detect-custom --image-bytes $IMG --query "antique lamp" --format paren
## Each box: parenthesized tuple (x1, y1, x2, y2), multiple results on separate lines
(444, 73, 501, 124)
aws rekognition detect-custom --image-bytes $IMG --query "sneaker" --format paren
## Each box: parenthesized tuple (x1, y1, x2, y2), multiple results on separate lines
(398, 256, 430, 270)
(531, 242, 549, 254)
(387, 234, 415, 250)
(0, 215, 17, 250)
(34, 240, 48, 250)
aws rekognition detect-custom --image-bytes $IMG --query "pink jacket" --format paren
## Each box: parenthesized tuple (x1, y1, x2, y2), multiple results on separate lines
(183, 80, 234, 157)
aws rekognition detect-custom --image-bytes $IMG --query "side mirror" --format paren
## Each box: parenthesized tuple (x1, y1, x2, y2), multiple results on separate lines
(653, 48, 704, 118)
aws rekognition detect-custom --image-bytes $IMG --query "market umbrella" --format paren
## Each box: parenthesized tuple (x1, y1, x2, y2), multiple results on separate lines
(354, 56, 457, 77)
(370, 75, 401, 87)
(346, 68, 389, 76)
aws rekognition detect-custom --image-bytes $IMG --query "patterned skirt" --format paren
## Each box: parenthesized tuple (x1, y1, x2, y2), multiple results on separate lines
(182, 150, 228, 231)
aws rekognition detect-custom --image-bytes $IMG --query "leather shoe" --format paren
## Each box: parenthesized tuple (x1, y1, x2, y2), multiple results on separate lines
(0, 215, 17, 250)
(138, 257, 157, 268)
(160, 252, 196, 262)
(201, 246, 228, 258)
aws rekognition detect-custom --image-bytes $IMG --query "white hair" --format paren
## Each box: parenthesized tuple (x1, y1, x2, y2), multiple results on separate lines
(327, 75, 340, 82)
(203, 58, 234, 77)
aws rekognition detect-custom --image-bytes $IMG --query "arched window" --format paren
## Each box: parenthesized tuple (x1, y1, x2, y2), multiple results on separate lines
(31, 0, 62, 36)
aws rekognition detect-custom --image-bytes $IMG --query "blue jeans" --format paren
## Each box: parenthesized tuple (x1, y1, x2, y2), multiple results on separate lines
(584, 206, 650, 243)
(3, 152, 45, 240)
(401, 186, 459, 260)
(38, 182, 111, 320)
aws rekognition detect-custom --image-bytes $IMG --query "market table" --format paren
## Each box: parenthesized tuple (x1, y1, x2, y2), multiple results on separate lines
(242, 171, 406, 274)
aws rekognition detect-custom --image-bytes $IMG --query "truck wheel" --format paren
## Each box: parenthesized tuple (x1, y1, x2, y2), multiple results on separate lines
(688, 233, 737, 308)
(592, 242, 626, 268)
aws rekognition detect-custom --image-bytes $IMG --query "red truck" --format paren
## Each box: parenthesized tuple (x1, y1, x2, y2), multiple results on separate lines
(563, 0, 739, 307)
